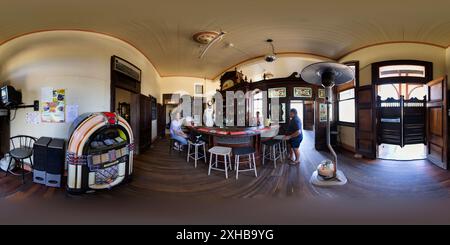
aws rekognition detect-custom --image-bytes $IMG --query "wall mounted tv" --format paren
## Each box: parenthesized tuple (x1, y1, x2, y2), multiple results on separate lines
(1, 85, 22, 107)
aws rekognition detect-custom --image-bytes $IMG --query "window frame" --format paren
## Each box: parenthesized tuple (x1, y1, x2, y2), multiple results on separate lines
(337, 87, 356, 126)
(336, 61, 359, 127)
(372, 60, 432, 85)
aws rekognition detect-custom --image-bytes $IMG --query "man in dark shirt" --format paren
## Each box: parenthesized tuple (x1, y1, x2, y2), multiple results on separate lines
(284, 108, 303, 164)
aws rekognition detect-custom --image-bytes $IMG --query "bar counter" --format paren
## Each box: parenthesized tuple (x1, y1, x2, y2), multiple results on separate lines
(188, 125, 276, 164)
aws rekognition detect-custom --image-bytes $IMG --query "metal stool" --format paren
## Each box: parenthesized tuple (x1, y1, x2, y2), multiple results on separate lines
(208, 146, 232, 179)
(274, 135, 288, 156)
(233, 147, 257, 179)
(187, 140, 207, 168)
(262, 139, 283, 168)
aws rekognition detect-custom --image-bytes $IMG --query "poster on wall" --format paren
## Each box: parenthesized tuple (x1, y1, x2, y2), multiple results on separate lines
(66, 104, 79, 123)
(319, 103, 327, 122)
(318, 89, 326, 99)
(41, 89, 65, 123)
(194, 83, 204, 96)
(294, 87, 312, 98)
(268, 87, 286, 98)
(26, 112, 40, 125)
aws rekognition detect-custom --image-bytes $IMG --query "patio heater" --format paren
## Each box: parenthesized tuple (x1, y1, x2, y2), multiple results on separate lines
(301, 62, 354, 186)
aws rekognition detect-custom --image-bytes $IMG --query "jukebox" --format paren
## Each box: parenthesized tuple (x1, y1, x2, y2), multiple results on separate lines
(66, 112, 134, 194)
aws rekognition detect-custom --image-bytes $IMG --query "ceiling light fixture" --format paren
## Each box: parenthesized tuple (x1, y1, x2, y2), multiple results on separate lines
(264, 39, 277, 63)
(193, 30, 227, 59)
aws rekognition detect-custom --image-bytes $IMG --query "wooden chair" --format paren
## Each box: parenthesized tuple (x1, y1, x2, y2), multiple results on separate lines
(5, 135, 36, 183)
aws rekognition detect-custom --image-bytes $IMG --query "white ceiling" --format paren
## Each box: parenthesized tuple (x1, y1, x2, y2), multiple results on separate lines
(1, 0, 450, 79)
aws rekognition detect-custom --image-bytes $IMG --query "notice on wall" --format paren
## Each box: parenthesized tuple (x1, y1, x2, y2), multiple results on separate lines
(319, 103, 327, 122)
(25, 112, 40, 125)
(66, 104, 79, 123)
(41, 89, 65, 123)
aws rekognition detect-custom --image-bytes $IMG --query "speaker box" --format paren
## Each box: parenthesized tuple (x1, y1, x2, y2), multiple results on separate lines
(45, 138, 65, 187)
(46, 138, 65, 174)
(33, 137, 52, 184)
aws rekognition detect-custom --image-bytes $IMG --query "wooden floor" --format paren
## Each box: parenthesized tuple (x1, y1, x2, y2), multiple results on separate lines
(1, 130, 450, 200)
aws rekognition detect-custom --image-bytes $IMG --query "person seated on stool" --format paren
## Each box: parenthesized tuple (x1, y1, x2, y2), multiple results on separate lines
(283, 108, 303, 165)
(170, 112, 188, 150)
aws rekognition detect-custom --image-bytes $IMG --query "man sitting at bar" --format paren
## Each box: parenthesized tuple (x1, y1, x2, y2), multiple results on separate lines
(170, 112, 188, 149)
(284, 108, 303, 165)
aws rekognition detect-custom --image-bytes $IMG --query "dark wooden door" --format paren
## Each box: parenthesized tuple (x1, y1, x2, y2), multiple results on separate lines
(355, 85, 376, 159)
(139, 94, 152, 153)
(157, 103, 165, 138)
(0, 109, 10, 158)
(303, 101, 314, 130)
(426, 77, 448, 169)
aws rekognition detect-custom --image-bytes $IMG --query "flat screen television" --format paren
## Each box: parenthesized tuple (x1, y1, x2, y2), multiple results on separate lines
(1, 85, 22, 107)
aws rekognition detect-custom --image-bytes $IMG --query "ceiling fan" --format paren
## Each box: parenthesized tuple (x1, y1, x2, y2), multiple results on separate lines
(193, 30, 227, 59)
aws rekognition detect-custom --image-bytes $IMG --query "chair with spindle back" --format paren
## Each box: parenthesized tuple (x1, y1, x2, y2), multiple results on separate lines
(5, 135, 36, 183)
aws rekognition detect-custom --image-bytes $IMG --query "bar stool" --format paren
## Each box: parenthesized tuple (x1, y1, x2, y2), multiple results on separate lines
(273, 135, 288, 157)
(262, 139, 283, 168)
(208, 146, 232, 179)
(233, 147, 257, 179)
(186, 140, 207, 168)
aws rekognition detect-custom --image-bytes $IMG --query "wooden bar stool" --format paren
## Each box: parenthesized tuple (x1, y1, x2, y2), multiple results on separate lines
(186, 140, 207, 168)
(262, 139, 283, 168)
(233, 147, 257, 179)
(208, 146, 232, 179)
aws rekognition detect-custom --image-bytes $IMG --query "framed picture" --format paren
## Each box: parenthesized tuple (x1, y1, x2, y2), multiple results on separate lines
(268, 87, 286, 98)
(194, 83, 204, 96)
(318, 89, 326, 99)
(319, 103, 327, 122)
(294, 87, 312, 98)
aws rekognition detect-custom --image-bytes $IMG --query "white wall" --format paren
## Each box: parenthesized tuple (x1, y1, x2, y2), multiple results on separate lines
(158, 76, 219, 100)
(221, 54, 331, 81)
(0, 31, 161, 140)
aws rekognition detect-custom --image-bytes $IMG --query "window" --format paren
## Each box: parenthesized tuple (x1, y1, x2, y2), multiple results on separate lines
(377, 83, 426, 100)
(372, 60, 432, 85)
(347, 64, 357, 87)
(252, 90, 263, 117)
(379, 65, 425, 78)
(338, 88, 355, 123)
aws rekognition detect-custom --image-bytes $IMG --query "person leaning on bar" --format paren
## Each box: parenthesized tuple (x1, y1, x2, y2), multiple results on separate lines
(283, 108, 303, 165)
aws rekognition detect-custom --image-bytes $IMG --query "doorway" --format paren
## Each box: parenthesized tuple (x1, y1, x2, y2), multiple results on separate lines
(115, 88, 132, 123)
(290, 100, 304, 126)
(376, 83, 426, 160)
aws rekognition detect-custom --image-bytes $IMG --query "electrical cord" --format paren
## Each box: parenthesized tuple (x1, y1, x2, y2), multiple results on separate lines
(10, 108, 17, 121)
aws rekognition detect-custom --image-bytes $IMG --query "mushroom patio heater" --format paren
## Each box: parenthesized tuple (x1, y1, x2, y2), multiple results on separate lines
(301, 62, 354, 186)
